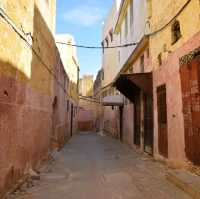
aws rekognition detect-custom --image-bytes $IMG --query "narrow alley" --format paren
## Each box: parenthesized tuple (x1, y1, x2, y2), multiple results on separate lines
(1, 0, 200, 198)
(11, 132, 190, 199)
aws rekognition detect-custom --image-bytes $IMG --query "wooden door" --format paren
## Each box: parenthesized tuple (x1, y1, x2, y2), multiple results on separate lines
(134, 91, 141, 146)
(157, 85, 168, 158)
(144, 94, 153, 155)
(180, 56, 200, 165)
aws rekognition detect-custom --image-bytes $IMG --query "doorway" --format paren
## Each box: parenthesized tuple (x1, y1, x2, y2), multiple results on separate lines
(180, 55, 200, 165)
(157, 85, 168, 158)
(144, 94, 153, 155)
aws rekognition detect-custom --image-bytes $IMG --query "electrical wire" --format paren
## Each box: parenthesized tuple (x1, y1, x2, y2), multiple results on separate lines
(56, 0, 192, 49)
(147, 0, 191, 36)
(79, 96, 100, 104)
(56, 41, 139, 49)
(0, 0, 192, 97)
(0, 7, 68, 94)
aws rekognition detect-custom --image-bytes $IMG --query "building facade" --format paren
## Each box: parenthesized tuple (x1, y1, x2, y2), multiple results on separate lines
(79, 75, 93, 97)
(56, 34, 80, 137)
(101, 0, 123, 138)
(102, 0, 200, 167)
(149, 0, 200, 167)
(93, 69, 103, 132)
(0, 0, 78, 196)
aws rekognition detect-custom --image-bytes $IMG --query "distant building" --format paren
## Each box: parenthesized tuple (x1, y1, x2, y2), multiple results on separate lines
(79, 75, 93, 97)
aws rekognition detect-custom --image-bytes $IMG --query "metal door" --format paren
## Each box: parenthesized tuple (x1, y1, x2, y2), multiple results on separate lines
(180, 55, 200, 165)
(144, 94, 153, 155)
(157, 85, 168, 158)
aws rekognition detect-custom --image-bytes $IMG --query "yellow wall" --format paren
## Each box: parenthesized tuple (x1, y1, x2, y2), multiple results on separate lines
(150, 0, 200, 69)
(79, 75, 93, 97)
(0, 0, 57, 95)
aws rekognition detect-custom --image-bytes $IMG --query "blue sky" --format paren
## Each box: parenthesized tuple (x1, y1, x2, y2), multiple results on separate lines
(56, 0, 113, 78)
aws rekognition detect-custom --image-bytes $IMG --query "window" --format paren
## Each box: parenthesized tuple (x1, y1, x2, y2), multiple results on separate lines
(130, 0, 134, 27)
(125, 13, 128, 38)
(109, 30, 113, 42)
(105, 37, 109, 47)
(147, 48, 150, 58)
(140, 55, 144, 72)
(171, 20, 181, 44)
(158, 53, 162, 66)
(102, 70, 104, 80)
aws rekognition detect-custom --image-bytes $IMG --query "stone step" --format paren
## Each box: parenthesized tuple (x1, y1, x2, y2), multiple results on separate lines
(166, 170, 200, 199)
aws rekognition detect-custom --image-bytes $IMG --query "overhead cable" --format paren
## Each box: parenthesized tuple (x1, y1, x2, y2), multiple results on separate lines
(0, 7, 67, 94)
(56, 0, 192, 49)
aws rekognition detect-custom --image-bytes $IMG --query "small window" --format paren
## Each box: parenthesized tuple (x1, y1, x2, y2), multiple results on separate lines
(146, 48, 150, 58)
(109, 30, 113, 42)
(158, 53, 162, 66)
(140, 55, 144, 72)
(102, 70, 104, 80)
(171, 20, 181, 44)
(105, 37, 109, 47)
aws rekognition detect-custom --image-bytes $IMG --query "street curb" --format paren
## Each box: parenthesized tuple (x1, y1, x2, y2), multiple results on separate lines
(166, 171, 200, 199)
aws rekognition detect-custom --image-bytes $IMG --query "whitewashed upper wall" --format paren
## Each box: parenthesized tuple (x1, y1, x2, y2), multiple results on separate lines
(117, 0, 148, 71)
(101, 0, 122, 87)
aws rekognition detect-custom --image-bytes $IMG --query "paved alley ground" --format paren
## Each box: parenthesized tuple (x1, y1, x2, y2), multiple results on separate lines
(12, 133, 190, 199)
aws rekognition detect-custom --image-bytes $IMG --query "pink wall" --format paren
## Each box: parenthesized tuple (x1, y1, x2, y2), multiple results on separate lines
(103, 106, 120, 138)
(153, 31, 200, 167)
(0, 54, 74, 197)
(122, 104, 134, 146)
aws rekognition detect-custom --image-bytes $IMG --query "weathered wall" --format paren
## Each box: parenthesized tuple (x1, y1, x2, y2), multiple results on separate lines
(0, 1, 72, 196)
(102, 0, 119, 87)
(103, 106, 120, 138)
(56, 34, 79, 103)
(153, 31, 200, 167)
(150, 0, 200, 166)
(115, 0, 148, 71)
(122, 103, 134, 146)
(78, 98, 98, 132)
